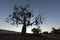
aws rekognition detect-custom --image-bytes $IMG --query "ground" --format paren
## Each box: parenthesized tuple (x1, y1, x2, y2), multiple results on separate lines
(0, 34, 60, 40)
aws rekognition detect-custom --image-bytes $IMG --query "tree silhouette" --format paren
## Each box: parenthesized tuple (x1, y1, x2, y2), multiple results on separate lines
(6, 5, 45, 34)
(43, 31, 48, 35)
(51, 27, 60, 34)
(32, 27, 41, 34)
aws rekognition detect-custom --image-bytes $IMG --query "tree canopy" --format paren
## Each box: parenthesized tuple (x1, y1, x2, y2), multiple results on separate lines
(6, 5, 45, 34)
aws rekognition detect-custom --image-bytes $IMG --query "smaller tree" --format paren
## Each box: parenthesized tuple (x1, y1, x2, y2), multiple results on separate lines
(43, 31, 48, 35)
(32, 27, 41, 34)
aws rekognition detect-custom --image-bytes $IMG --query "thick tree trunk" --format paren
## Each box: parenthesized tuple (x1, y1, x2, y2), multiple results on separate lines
(22, 25, 26, 34)
(22, 15, 26, 34)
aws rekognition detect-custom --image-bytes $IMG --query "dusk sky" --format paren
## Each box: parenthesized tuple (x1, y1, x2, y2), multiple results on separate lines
(0, 0, 60, 33)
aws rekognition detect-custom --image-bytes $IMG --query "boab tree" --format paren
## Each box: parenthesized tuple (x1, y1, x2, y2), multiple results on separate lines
(6, 5, 45, 34)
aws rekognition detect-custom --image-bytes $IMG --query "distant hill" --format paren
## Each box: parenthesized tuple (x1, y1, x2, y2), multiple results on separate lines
(0, 29, 21, 34)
